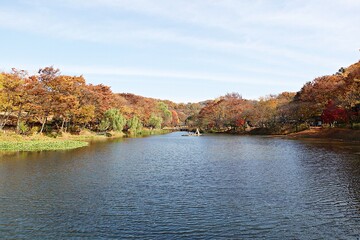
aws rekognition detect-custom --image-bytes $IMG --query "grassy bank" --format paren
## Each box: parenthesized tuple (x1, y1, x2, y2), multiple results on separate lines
(0, 128, 169, 152)
(138, 128, 170, 136)
(0, 139, 88, 151)
(0, 133, 89, 152)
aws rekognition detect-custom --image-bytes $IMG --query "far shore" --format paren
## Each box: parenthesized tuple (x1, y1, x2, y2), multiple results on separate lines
(1, 127, 358, 153)
(205, 125, 359, 142)
(208, 126, 360, 143)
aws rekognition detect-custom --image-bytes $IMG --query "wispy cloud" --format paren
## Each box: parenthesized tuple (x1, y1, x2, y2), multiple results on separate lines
(0, 3, 346, 68)
(0, 0, 359, 101)
(59, 65, 298, 88)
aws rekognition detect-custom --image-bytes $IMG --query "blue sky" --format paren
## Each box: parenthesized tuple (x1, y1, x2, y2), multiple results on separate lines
(0, 0, 359, 103)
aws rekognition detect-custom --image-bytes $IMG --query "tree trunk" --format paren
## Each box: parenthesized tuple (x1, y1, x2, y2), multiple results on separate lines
(40, 116, 47, 134)
(0, 109, 13, 130)
(16, 104, 23, 134)
(60, 117, 66, 132)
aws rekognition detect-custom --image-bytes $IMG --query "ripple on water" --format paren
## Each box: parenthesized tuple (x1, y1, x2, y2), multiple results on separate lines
(0, 132, 360, 239)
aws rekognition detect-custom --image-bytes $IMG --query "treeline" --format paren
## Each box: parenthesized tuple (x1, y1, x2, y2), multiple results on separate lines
(1, 61, 359, 136)
(0, 67, 199, 135)
(189, 61, 360, 134)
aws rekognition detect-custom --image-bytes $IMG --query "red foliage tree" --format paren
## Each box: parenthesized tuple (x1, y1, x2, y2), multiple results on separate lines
(321, 100, 348, 125)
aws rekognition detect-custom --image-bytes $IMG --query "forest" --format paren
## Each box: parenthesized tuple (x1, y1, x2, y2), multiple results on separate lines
(0, 61, 359, 136)
(194, 61, 360, 134)
(0, 66, 201, 136)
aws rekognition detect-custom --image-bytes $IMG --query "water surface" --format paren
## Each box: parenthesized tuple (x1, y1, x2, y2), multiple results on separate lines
(1, 132, 360, 239)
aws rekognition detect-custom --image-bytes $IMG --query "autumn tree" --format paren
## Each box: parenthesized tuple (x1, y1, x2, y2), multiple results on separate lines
(337, 62, 360, 124)
(0, 73, 14, 130)
(291, 74, 345, 122)
(197, 93, 251, 131)
(118, 93, 158, 125)
(73, 105, 95, 129)
(36, 67, 62, 133)
(250, 93, 295, 128)
(170, 110, 179, 127)
(0, 69, 32, 132)
(84, 84, 115, 121)
(321, 100, 348, 126)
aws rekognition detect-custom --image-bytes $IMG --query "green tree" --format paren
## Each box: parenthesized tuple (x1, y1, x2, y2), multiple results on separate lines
(127, 115, 143, 135)
(157, 102, 172, 126)
(148, 114, 162, 129)
(103, 109, 126, 132)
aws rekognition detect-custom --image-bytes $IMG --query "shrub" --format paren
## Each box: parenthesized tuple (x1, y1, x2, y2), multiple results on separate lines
(352, 123, 360, 130)
(30, 126, 40, 135)
(99, 119, 110, 132)
(18, 121, 29, 135)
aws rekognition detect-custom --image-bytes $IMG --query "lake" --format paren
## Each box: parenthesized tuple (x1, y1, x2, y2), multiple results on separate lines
(1, 132, 360, 239)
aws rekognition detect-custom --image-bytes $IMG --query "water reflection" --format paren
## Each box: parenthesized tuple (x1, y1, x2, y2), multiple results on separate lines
(0, 133, 359, 239)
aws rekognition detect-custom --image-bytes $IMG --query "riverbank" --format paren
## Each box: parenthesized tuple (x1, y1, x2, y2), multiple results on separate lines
(0, 134, 88, 152)
(0, 128, 171, 152)
(210, 126, 360, 143)
(286, 127, 360, 142)
(0, 130, 124, 152)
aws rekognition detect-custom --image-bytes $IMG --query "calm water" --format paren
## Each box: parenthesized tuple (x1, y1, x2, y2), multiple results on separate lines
(1, 132, 360, 239)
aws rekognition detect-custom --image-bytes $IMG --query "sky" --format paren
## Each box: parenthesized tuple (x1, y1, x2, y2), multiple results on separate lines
(0, 0, 359, 103)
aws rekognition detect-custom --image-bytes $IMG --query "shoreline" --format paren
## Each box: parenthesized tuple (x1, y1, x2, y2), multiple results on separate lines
(0, 128, 171, 152)
(204, 127, 359, 143)
(285, 127, 360, 143)
(0, 131, 102, 152)
(1, 128, 358, 152)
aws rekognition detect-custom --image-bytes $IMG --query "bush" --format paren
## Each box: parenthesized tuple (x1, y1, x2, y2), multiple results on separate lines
(296, 123, 309, 132)
(18, 121, 29, 135)
(30, 126, 40, 135)
(47, 131, 59, 138)
(69, 125, 81, 134)
(99, 119, 110, 131)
